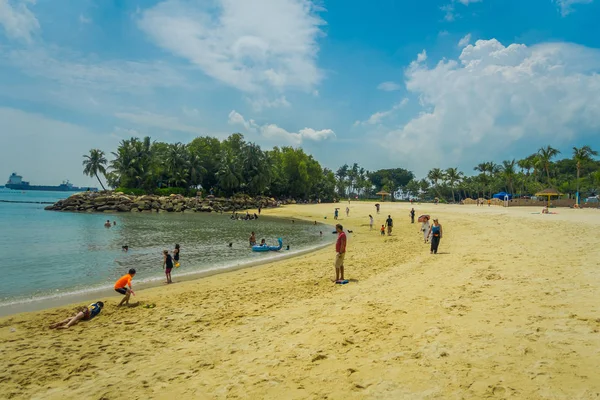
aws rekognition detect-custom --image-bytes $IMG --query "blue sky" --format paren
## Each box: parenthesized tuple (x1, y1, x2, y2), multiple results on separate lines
(1, 0, 599, 186)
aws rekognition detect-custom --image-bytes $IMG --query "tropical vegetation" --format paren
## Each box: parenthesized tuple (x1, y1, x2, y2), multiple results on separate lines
(85, 138, 600, 203)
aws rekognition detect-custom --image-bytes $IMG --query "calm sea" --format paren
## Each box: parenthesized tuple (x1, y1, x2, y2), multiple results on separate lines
(0, 188, 332, 313)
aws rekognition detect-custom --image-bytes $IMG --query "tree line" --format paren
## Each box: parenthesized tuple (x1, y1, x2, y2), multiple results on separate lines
(417, 145, 600, 202)
(83, 136, 599, 202)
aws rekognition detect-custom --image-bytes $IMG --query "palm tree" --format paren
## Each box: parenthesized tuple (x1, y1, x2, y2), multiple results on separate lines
(537, 146, 561, 185)
(427, 168, 444, 199)
(500, 159, 517, 194)
(573, 145, 598, 203)
(82, 149, 107, 191)
(444, 167, 463, 202)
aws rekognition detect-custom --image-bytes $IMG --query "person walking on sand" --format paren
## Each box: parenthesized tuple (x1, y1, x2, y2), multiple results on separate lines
(380, 224, 385, 236)
(421, 217, 431, 243)
(174, 244, 181, 267)
(375, 203, 380, 214)
(334, 208, 339, 220)
(428, 218, 443, 254)
(369, 215, 374, 230)
(115, 268, 136, 307)
(410, 208, 416, 224)
(163, 250, 173, 283)
(385, 215, 393, 235)
(334, 224, 347, 282)
(49, 301, 104, 329)
(346, 206, 350, 217)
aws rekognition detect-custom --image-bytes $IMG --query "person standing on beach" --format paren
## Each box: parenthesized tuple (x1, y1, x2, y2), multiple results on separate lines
(369, 215, 374, 230)
(163, 250, 173, 284)
(421, 217, 431, 243)
(375, 203, 380, 214)
(346, 206, 350, 217)
(334, 224, 347, 282)
(334, 208, 339, 220)
(410, 208, 416, 224)
(115, 268, 136, 307)
(385, 215, 393, 235)
(174, 244, 180, 267)
(428, 218, 443, 254)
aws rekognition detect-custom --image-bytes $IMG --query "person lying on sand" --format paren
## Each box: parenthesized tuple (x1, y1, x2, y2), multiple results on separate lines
(49, 301, 104, 329)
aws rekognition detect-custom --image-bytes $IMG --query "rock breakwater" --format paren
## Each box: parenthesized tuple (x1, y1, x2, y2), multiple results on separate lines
(44, 192, 292, 213)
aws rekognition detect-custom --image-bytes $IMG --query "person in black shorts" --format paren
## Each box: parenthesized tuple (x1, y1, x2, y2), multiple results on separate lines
(163, 250, 173, 284)
(114, 269, 136, 307)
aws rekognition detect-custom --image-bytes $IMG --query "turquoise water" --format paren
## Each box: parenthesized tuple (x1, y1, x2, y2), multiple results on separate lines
(0, 188, 332, 308)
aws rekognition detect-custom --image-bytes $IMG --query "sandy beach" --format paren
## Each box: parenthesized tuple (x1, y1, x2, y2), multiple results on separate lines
(1, 202, 600, 399)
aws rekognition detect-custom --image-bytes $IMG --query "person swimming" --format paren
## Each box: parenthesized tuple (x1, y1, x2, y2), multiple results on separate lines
(104, 220, 111, 228)
(249, 231, 257, 246)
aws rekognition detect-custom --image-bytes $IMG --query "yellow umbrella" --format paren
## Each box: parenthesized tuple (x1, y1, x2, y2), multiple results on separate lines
(376, 191, 390, 201)
(535, 188, 561, 207)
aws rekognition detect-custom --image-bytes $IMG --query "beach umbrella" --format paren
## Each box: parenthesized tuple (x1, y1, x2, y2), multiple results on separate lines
(535, 188, 561, 207)
(418, 214, 430, 223)
(376, 191, 390, 201)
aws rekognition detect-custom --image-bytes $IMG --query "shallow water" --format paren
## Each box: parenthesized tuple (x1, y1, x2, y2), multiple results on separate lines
(0, 188, 332, 307)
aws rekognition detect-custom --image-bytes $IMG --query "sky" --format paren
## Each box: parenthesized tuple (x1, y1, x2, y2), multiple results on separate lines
(1, 0, 600, 186)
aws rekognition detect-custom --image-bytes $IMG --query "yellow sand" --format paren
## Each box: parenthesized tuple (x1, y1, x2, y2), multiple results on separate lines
(2, 203, 600, 399)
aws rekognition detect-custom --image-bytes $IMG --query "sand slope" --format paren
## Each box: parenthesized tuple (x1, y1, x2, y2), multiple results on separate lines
(1, 203, 600, 399)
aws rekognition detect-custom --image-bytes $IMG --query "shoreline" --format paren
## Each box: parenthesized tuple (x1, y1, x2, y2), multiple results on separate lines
(0, 235, 335, 317)
(3, 203, 600, 399)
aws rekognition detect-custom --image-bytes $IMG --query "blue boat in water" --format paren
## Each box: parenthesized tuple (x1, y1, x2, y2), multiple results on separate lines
(5, 173, 98, 192)
(252, 238, 283, 252)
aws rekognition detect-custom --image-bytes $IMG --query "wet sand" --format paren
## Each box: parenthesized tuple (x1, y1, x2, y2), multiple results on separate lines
(1, 202, 600, 399)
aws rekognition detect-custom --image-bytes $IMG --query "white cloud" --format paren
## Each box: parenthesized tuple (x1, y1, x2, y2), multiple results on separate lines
(458, 33, 471, 48)
(79, 14, 91, 24)
(228, 110, 334, 145)
(1, 47, 187, 93)
(357, 98, 409, 126)
(555, 0, 593, 16)
(417, 50, 427, 63)
(377, 81, 402, 91)
(246, 96, 291, 111)
(227, 110, 252, 131)
(441, 0, 482, 22)
(137, 0, 325, 94)
(115, 111, 206, 135)
(383, 39, 600, 175)
(0, 0, 39, 42)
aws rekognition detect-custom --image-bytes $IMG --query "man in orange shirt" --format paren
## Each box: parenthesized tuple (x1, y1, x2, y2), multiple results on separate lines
(114, 268, 136, 307)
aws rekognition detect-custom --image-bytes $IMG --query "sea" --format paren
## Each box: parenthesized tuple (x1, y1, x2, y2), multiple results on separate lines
(0, 188, 333, 315)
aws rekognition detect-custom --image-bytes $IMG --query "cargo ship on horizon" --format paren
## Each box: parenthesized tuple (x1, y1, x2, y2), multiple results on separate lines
(5, 173, 98, 192)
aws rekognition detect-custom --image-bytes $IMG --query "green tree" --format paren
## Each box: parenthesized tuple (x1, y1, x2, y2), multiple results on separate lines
(444, 167, 463, 202)
(500, 159, 517, 194)
(537, 145, 561, 185)
(82, 149, 107, 191)
(573, 145, 598, 201)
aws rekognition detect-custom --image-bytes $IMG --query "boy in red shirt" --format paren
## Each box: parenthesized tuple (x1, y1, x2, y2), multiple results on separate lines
(334, 224, 347, 282)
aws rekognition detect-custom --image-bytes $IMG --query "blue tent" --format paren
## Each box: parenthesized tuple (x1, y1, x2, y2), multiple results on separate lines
(492, 192, 512, 200)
